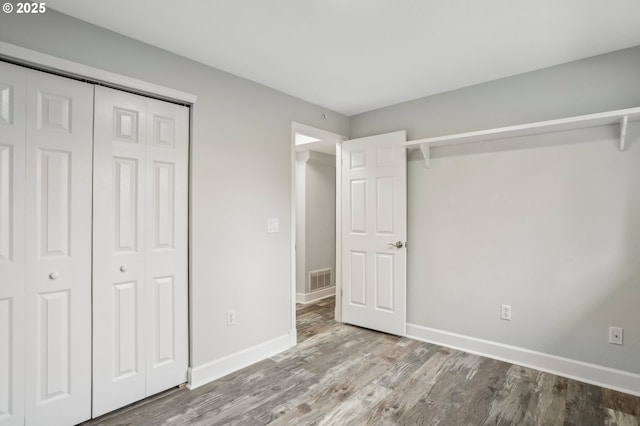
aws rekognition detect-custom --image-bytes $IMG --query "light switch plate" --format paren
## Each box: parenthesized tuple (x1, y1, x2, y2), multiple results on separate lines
(227, 310, 236, 326)
(267, 217, 280, 233)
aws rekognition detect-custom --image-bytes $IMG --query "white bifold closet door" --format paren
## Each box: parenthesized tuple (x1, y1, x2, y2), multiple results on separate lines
(92, 86, 189, 417)
(0, 61, 26, 426)
(0, 61, 94, 426)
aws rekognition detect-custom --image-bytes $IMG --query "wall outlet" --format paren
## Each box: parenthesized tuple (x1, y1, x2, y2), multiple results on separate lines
(227, 310, 237, 326)
(609, 326, 623, 345)
(500, 304, 512, 321)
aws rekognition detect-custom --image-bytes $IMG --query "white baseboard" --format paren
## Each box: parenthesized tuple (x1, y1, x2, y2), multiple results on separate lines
(289, 328, 297, 347)
(187, 333, 292, 390)
(407, 323, 640, 397)
(296, 286, 335, 304)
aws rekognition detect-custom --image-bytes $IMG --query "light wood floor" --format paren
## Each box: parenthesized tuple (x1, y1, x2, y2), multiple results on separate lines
(85, 296, 640, 425)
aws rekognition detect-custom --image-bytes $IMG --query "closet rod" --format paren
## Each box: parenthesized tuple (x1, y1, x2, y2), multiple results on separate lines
(403, 106, 640, 168)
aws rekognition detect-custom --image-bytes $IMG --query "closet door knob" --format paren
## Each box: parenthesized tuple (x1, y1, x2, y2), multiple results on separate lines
(120, 265, 128, 272)
(49, 272, 59, 280)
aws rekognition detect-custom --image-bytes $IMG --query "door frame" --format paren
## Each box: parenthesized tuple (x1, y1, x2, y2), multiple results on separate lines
(290, 122, 347, 340)
(0, 41, 197, 104)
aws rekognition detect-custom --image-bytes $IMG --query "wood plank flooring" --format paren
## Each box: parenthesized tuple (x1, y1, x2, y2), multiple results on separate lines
(84, 297, 640, 425)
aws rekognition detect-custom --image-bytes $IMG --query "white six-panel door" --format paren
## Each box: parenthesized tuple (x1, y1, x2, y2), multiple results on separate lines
(92, 86, 188, 417)
(341, 131, 407, 336)
(24, 68, 94, 425)
(0, 61, 26, 426)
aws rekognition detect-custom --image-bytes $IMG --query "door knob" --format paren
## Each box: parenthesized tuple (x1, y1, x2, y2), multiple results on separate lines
(49, 272, 59, 280)
(387, 241, 404, 249)
(120, 264, 128, 272)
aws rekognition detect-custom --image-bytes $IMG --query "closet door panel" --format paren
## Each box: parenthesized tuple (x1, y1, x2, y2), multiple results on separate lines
(24, 69, 93, 426)
(0, 61, 26, 426)
(93, 87, 188, 416)
(145, 100, 188, 395)
(93, 87, 147, 417)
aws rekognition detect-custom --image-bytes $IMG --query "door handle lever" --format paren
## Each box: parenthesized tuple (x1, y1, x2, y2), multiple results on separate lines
(387, 241, 404, 249)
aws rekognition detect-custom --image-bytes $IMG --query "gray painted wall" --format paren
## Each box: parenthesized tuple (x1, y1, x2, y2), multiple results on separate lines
(0, 10, 349, 367)
(351, 47, 640, 141)
(351, 47, 640, 373)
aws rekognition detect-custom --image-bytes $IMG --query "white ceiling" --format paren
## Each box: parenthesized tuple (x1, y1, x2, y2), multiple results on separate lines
(47, 0, 640, 116)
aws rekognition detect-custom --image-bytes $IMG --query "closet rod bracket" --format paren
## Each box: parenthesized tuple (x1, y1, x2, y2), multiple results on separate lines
(419, 144, 431, 169)
(620, 115, 628, 151)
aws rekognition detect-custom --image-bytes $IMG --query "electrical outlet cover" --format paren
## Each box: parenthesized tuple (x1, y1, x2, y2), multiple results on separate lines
(500, 304, 512, 321)
(609, 326, 623, 345)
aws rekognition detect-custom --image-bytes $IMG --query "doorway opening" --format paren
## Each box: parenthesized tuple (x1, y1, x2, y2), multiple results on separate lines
(290, 122, 347, 339)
